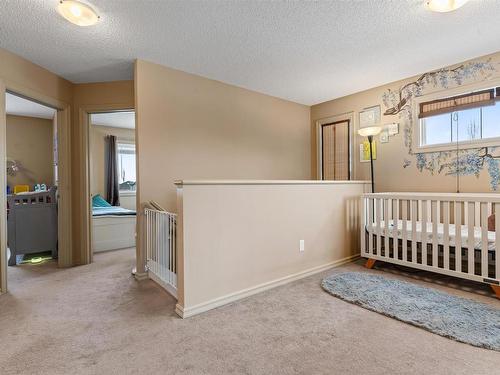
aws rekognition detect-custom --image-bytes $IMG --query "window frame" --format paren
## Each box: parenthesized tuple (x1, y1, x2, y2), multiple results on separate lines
(116, 139, 136, 193)
(413, 77, 500, 154)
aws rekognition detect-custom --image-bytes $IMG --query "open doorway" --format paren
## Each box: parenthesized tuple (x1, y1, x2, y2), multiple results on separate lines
(89, 111, 136, 256)
(4, 93, 58, 274)
(0, 87, 71, 294)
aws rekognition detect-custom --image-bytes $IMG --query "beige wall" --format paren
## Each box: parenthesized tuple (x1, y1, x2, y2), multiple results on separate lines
(0, 48, 73, 104)
(311, 51, 500, 194)
(89, 124, 135, 197)
(135, 60, 311, 212)
(175, 180, 369, 317)
(6, 115, 54, 188)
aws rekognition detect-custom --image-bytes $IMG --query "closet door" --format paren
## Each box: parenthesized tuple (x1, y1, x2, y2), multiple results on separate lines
(321, 120, 350, 180)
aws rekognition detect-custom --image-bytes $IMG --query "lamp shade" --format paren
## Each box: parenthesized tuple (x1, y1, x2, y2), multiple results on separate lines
(358, 126, 382, 137)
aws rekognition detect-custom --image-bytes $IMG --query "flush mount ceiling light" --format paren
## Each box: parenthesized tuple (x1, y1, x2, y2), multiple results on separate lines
(426, 0, 469, 12)
(57, 0, 99, 26)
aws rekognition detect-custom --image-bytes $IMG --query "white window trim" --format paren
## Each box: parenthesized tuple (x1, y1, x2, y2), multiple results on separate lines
(413, 77, 500, 154)
(316, 112, 354, 180)
(117, 139, 136, 192)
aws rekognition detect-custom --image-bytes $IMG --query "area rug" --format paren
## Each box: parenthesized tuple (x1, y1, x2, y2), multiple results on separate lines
(321, 272, 500, 351)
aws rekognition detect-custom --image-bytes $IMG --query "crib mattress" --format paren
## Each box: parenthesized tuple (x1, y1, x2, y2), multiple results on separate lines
(368, 220, 496, 252)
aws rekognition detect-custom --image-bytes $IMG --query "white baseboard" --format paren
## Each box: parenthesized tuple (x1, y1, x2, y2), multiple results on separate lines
(175, 254, 359, 318)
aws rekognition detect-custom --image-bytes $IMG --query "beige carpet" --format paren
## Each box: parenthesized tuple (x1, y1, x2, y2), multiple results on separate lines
(1, 249, 499, 375)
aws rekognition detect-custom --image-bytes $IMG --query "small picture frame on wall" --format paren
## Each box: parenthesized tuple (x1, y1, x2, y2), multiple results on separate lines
(379, 130, 389, 143)
(359, 105, 381, 128)
(386, 122, 399, 136)
(360, 141, 376, 163)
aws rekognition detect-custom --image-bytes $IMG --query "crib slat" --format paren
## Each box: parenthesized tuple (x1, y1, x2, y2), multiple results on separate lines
(496, 203, 500, 281)
(384, 199, 390, 258)
(443, 201, 450, 270)
(480, 202, 488, 278)
(475, 202, 481, 227)
(411, 200, 417, 263)
(360, 198, 366, 256)
(376, 198, 382, 256)
(402, 200, 408, 260)
(455, 202, 462, 273)
(467, 202, 475, 275)
(368, 198, 373, 255)
(431, 200, 438, 267)
(421, 200, 428, 265)
(393, 199, 399, 260)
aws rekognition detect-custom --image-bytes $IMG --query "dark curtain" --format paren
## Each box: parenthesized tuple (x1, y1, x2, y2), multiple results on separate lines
(106, 135, 120, 206)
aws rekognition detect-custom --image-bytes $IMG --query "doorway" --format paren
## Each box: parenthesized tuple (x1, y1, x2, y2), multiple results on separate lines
(88, 111, 137, 258)
(1, 91, 71, 293)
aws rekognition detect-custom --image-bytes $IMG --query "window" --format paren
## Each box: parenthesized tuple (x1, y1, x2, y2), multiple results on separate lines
(117, 142, 136, 191)
(419, 87, 500, 149)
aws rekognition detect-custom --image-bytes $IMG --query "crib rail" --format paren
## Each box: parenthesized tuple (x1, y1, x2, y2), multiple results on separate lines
(145, 208, 177, 298)
(361, 192, 500, 286)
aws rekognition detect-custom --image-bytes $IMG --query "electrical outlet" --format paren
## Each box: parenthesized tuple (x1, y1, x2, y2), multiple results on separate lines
(299, 240, 305, 252)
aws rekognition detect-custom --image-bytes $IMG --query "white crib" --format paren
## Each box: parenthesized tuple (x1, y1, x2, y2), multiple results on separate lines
(360, 192, 499, 298)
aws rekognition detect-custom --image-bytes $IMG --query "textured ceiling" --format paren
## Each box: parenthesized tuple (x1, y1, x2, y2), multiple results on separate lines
(6, 93, 56, 119)
(91, 111, 135, 129)
(1, 0, 500, 105)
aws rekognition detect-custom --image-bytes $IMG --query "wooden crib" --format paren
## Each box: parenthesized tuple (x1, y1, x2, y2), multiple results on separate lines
(360, 192, 499, 298)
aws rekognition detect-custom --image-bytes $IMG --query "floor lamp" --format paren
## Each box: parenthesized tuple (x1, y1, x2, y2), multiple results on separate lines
(358, 126, 382, 193)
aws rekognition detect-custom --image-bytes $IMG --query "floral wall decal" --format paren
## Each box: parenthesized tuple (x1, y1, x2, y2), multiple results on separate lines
(381, 58, 500, 191)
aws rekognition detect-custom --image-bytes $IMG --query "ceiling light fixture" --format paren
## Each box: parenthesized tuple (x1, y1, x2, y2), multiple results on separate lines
(426, 0, 469, 12)
(57, 0, 100, 26)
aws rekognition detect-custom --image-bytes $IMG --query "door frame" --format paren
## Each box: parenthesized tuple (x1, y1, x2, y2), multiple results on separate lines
(0, 79, 72, 294)
(316, 112, 355, 181)
(79, 104, 135, 265)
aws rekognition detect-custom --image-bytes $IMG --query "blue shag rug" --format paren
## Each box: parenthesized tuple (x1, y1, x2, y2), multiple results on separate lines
(321, 272, 500, 351)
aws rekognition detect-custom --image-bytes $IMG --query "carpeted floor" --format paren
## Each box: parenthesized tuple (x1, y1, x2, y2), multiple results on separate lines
(1, 249, 499, 375)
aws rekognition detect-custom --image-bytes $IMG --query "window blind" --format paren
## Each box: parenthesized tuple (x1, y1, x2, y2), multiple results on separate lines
(419, 88, 496, 119)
